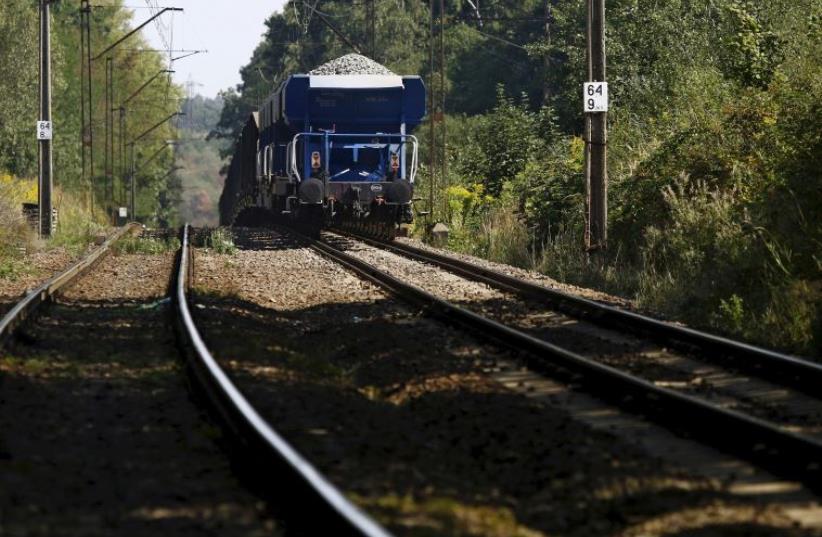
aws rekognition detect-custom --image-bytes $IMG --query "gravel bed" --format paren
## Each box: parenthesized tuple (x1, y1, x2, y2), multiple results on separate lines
(194, 230, 380, 310)
(61, 253, 174, 302)
(190, 228, 819, 537)
(334, 233, 822, 438)
(0, 248, 76, 316)
(0, 250, 279, 536)
(309, 53, 396, 76)
(397, 236, 631, 309)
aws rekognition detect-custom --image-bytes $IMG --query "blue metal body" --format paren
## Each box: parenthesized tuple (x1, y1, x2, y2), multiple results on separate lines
(258, 74, 425, 187)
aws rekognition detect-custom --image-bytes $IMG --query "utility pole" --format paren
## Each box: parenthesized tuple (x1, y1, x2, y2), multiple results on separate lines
(119, 106, 126, 205)
(428, 0, 435, 223)
(105, 56, 114, 212)
(38, 0, 54, 238)
(439, 0, 447, 220)
(585, 0, 607, 252)
(543, 0, 552, 106)
(81, 0, 95, 217)
(129, 142, 136, 220)
(79, 0, 88, 213)
(367, 0, 376, 60)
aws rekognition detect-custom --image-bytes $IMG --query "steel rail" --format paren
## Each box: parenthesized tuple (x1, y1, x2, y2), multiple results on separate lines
(173, 225, 392, 537)
(334, 229, 822, 394)
(294, 228, 822, 490)
(0, 224, 139, 345)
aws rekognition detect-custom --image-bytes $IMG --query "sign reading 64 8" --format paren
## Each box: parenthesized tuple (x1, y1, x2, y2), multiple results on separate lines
(37, 121, 53, 141)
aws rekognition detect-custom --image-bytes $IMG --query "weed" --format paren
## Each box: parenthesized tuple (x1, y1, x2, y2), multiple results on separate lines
(0, 174, 38, 260)
(353, 493, 542, 537)
(207, 228, 237, 255)
(0, 259, 30, 281)
(114, 235, 180, 255)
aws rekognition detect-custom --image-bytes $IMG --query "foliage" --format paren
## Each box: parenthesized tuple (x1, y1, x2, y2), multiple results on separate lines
(207, 229, 237, 255)
(213, 0, 820, 354)
(113, 235, 180, 255)
(0, 1, 39, 178)
(177, 96, 228, 226)
(49, 190, 108, 255)
(0, 1, 183, 225)
(0, 174, 38, 262)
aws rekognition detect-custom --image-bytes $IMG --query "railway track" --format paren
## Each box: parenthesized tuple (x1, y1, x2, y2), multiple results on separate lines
(1, 224, 388, 535)
(335, 228, 822, 393)
(0, 225, 284, 535)
(174, 224, 391, 536)
(280, 227, 822, 491)
(0, 224, 138, 344)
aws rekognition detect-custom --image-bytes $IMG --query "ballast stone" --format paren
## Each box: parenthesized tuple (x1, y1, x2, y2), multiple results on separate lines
(309, 53, 396, 76)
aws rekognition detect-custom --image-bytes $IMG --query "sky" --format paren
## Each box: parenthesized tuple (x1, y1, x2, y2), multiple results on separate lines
(142, 0, 288, 98)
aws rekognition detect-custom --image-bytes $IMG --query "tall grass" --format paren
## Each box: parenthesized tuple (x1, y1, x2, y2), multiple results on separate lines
(0, 175, 38, 258)
(207, 228, 237, 255)
(438, 187, 819, 357)
(48, 189, 107, 255)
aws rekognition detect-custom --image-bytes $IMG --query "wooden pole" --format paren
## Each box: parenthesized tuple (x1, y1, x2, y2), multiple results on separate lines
(84, 0, 95, 218)
(80, 0, 87, 213)
(585, 0, 607, 251)
(367, 0, 376, 60)
(38, 0, 54, 237)
(428, 0, 435, 223)
(439, 0, 447, 220)
(105, 57, 114, 212)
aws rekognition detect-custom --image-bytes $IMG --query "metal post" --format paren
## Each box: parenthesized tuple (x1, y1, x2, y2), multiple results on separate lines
(585, 0, 607, 251)
(38, 0, 53, 238)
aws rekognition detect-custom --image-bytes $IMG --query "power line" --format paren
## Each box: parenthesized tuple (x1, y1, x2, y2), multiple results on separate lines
(461, 24, 528, 50)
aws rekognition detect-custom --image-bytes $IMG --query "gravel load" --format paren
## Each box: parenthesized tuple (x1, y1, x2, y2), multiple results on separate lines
(309, 53, 396, 76)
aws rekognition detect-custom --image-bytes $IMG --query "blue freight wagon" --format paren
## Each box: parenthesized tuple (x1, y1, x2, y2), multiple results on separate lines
(222, 61, 426, 238)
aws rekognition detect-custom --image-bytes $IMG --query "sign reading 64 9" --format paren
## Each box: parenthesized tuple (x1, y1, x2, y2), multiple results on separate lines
(583, 82, 608, 113)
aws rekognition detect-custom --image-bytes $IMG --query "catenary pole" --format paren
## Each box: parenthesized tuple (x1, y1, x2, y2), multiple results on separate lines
(105, 57, 113, 210)
(39, 0, 54, 237)
(79, 0, 87, 212)
(585, 0, 607, 251)
(367, 0, 376, 60)
(83, 0, 95, 217)
(439, 0, 447, 220)
(428, 0, 435, 223)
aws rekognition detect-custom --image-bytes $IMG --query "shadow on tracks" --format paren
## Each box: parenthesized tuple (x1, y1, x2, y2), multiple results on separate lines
(0, 298, 281, 536)
(189, 284, 810, 537)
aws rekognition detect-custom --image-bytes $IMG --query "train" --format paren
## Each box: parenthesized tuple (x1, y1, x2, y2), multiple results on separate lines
(219, 55, 427, 238)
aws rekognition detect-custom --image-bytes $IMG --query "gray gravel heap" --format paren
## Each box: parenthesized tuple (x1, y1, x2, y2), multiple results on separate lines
(309, 53, 396, 76)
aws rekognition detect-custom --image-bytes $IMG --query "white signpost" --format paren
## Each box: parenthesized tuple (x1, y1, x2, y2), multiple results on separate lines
(37, 121, 53, 141)
(583, 82, 608, 112)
